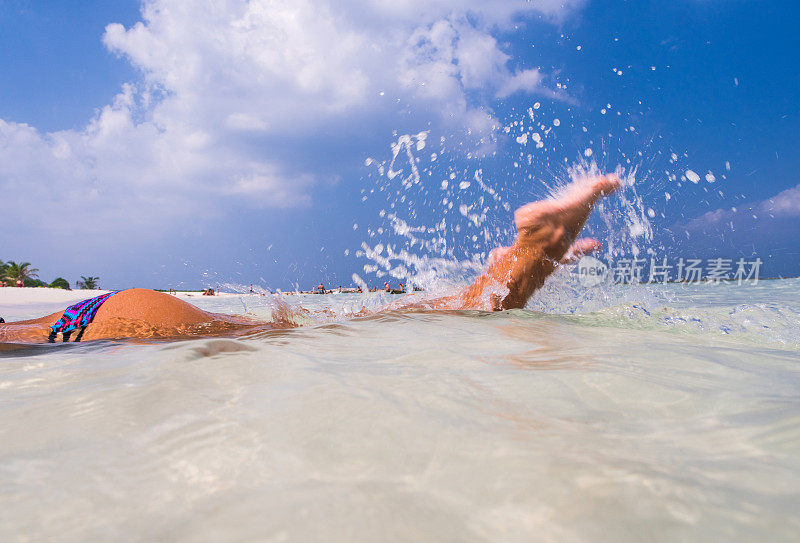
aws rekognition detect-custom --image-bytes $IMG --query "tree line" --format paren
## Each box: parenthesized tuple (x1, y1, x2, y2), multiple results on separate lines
(0, 260, 100, 290)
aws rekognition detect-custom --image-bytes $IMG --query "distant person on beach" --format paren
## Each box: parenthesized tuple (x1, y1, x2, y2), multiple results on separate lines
(1, 174, 620, 343)
(16, 279, 23, 288)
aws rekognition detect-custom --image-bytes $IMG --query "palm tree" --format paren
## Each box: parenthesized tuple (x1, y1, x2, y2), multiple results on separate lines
(0, 260, 7, 284)
(77, 276, 100, 289)
(5, 261, 39, 284)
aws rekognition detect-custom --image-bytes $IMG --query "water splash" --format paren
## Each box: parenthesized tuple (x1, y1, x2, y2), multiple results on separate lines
(353, 98, 744, 317)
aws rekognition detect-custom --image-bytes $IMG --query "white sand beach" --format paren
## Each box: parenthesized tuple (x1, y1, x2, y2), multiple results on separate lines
(0, 287, 252, 322)
(0, 287, 112, 322)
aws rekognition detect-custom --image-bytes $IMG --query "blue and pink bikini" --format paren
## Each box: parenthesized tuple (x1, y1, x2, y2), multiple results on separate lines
(48, 291, 117, 343)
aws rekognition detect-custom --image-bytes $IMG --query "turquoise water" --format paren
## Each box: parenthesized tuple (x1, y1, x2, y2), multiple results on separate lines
(1, 280, 799, 541)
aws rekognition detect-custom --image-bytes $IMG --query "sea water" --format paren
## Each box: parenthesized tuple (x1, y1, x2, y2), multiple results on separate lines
(2, 105, 798, 540)
(1, 280, 799, 541)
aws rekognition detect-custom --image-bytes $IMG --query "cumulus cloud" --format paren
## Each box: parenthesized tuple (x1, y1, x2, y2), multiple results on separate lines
(0, 0, 583, 246)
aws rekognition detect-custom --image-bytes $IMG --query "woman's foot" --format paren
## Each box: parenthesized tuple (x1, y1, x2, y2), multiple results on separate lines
(462, 174, 621, 310)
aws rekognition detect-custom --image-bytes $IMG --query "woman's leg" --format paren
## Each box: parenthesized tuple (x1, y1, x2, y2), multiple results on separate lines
(457, 174, 621, 310)
(0, 174, 620, 342)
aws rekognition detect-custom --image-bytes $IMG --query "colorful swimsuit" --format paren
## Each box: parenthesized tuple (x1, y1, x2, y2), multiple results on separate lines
(49, 292, 117, 343)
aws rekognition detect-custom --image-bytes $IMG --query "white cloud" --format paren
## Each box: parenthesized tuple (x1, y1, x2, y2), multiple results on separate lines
(0, 0, 583, 246)
(681, 182, 800, 232)
(759, 183, 800, 218)
(496, 69, 545, 98)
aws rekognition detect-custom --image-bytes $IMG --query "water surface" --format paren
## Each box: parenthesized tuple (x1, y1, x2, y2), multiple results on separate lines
(1, 280, 799, 541)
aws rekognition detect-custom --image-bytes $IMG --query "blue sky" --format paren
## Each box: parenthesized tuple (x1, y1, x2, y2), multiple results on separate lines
(1, 0, 798, 290)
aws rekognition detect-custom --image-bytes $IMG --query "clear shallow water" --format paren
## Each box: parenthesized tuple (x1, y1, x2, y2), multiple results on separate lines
(1, 281, 799, 541)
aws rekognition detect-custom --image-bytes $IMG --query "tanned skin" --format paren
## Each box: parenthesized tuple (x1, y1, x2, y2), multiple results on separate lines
(0, 174, 621, 343)
(454, 173, 620, 310)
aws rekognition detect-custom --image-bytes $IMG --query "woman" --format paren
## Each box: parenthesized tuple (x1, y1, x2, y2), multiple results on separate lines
(0, 174, 620, 344)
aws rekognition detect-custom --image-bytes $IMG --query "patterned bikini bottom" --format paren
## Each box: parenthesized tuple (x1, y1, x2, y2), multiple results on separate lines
(49, 291, 117, 343)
